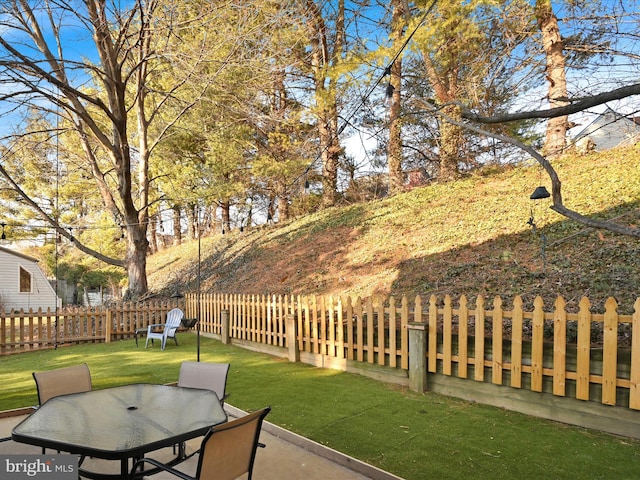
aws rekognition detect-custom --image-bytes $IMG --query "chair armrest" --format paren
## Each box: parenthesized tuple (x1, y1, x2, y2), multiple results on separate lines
(130, 457, 195, 480)
(147, 323, 164, 332)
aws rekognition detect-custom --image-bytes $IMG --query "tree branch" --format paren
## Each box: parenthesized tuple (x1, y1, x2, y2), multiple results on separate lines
(0, 159, 124, 267)
(460, 82, 640, 123)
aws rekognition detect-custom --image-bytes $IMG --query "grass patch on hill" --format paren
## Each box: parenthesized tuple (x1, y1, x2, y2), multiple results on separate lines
(147, 146, 640, 314)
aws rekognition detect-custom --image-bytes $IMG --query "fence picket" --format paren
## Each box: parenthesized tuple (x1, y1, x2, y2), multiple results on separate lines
(346, 296, 354, 361)
(328, 296, 336, 357)
(443, 295, 452, 376)
(458, 296, 468, 379)
(511, 296, 523, 388)
(376, 296, 385, 366)
(366, 297, 374, 364)
(602, 297, 619, 406)
(492, 297, 503, 385)
(576, 297, 591, 401)
(428, 295, 437, 373)
(355, 297, 364, 362)
(531, 296, 545, 392)
(401, 296, 410, 370)
(553, 297, 567, 397)
(303, 296, 311, 353)
(389, 296, 397, 368)
(337, 297, 345, 360)
(630, 299, 640, 409)
(474, 296, 485, 381)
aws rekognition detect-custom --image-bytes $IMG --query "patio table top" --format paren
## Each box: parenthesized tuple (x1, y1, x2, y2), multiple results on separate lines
(1, 404, 404, 480)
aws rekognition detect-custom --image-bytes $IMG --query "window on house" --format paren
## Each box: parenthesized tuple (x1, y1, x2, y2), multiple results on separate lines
(19, 267, 32, 293)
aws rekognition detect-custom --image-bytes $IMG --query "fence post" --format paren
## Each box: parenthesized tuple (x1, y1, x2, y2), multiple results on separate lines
(221, 309, 230, 344)
(105, 309, 112, 343)
(408, 322, 427, 392)
(286, 314, 300, 363)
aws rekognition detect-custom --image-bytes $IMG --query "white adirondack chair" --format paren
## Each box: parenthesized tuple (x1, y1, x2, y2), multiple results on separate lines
(145, 308, 184, 350)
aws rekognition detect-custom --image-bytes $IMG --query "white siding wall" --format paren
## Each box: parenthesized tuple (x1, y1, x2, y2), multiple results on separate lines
(0, 248, 60, 313)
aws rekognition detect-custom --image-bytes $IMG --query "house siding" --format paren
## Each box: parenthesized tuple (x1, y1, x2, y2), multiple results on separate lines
(573, 108, 640, 151)
(0, 247, 60, 313)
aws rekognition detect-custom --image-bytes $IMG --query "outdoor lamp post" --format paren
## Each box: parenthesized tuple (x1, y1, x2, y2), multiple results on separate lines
(529, 185, 551, 272)
(170, 289, 184, 307)
(197, 221, 201, 362)
(0, 222, 8, 245)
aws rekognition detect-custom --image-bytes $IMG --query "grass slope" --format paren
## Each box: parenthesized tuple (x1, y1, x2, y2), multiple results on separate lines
(148, 146, 640, 314)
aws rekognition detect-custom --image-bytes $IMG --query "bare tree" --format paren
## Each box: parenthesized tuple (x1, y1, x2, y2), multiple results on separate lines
(0, 1, 229, 298)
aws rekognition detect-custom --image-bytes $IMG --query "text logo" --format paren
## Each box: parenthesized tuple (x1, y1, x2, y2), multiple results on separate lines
(1, 455, 77, 479)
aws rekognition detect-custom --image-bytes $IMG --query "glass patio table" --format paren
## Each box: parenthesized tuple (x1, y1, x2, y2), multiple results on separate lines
(11, 383, 227, 479)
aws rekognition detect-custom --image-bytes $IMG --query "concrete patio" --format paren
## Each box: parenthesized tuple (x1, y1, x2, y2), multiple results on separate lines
(0, 405, 404, 480)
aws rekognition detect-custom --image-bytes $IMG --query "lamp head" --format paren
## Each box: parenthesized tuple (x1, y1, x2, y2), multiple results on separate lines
(530, 186, 551, 200)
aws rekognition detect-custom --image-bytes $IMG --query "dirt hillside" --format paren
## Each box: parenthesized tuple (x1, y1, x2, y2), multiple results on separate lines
(147, 146, 640, 314)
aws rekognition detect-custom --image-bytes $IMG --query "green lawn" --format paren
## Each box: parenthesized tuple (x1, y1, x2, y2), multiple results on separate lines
(2, 334, 639, 479)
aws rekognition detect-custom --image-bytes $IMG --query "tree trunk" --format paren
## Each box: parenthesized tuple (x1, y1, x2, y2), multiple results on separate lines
(422, 54, 462, 180)
(536, 0, 569, 157)
(387, 0, 407, 194)
(319, 117, 341, 207)
(439, 105, 464, 181)
(306, 0, 343, 208)
(277, 181, 290, 221)
(267, 194, 276, 223)
(173, 206, 182, 245)
(149, 215, 158, 254)
(221, 200, 231, 232)
(123, 223, 149, 300)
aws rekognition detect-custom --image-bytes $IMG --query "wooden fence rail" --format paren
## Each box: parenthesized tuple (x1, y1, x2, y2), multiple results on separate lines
(3, 293, 640, 412)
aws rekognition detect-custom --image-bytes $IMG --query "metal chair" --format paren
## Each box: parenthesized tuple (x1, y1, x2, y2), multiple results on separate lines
(32, 363, 92, 405)
(32, 363, 92, 455)
(130, 407, 271, 480)
(145, 308, 184, 350)
(178, 361, 230, 406)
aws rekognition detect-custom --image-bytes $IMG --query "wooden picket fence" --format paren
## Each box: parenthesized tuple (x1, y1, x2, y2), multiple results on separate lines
(193, 293, 640, 410)
(0, 302, 178, 354)
(3, 292, 640, 411)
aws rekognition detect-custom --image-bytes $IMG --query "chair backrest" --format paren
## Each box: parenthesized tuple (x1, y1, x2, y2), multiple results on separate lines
(196, 407, 271, 480)
(32, 363, 92, 405)
(164, 308, 184, 336)
(178, 362, 230, 403)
